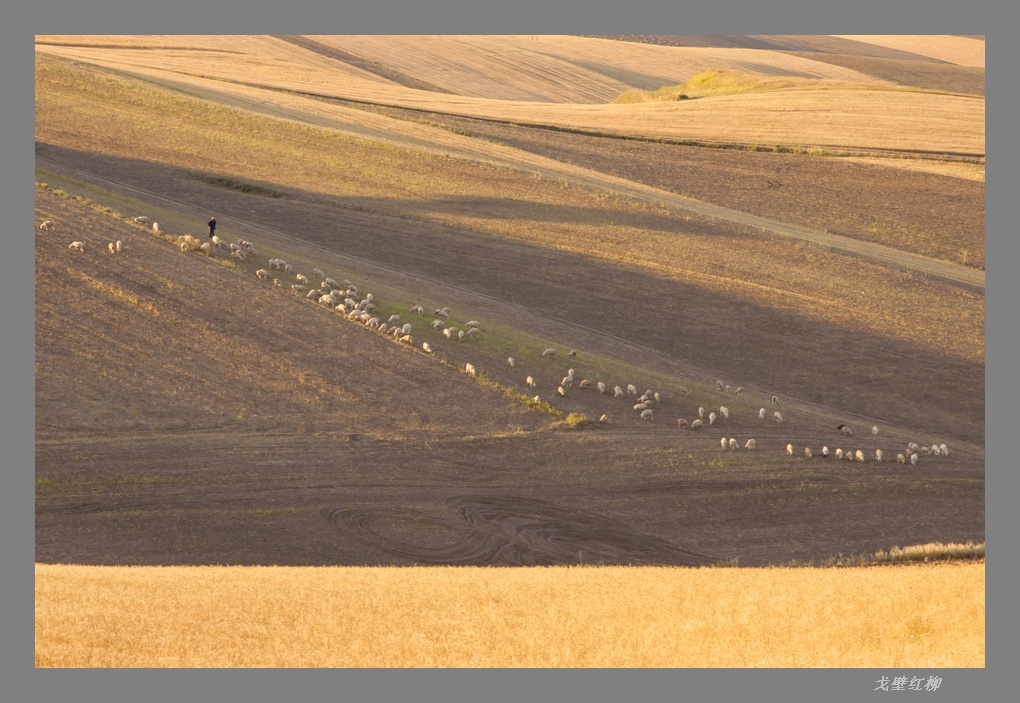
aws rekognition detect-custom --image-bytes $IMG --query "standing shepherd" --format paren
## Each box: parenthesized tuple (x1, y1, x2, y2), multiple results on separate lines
(207, 216, 217, 239)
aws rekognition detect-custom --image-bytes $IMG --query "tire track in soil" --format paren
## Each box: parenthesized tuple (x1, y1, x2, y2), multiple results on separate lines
(322, 495, 716, 566)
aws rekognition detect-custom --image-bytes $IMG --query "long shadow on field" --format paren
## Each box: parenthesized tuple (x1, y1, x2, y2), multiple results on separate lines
(36, 143, 985, 445)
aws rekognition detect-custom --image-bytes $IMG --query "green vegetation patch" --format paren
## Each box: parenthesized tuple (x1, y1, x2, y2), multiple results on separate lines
(191, 174, 284, 198)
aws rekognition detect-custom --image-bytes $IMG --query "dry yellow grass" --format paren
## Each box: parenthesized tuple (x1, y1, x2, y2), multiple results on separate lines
(35, 36, 984, 155)
(832, 35, 985, 67)
(36, 562, 984, 668)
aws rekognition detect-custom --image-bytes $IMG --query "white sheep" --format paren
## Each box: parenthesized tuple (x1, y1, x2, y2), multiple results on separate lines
(533, 395, 541, 403)
(627, 384, 637, 396)
(387, 315, 401, 326)
(134, 216, 150, 224)
(231, 250, 247, 261)
(526, 376, 537, 388)
(443, 328, 456, 340)
(940, 443, 949, 457)
(821, 446, 829, 458)
(256, 269, 270, 281)
(744, 438, 756, 449)
(773, 411, 783, 424)
(633, 403, 648, 412)
(465, 363, 477, 376)
(838, 424, 854, 437)
(108, 242, 116, 254)
(677, 418, 690, 429)
(507, 357, 515, 368)
(690, 419, 703, 430)
(39, 220, 55, 231)
(855, 450, 865, 463)
(897, 454, 906, 464)
(716, 380, 724, 391)
(772, 395, 780, 405)
(599, 414, 608, 424)
(458, 330, 465, 342)
(68, 241, 85, 252)
(786, 444, 794, 456)
(401, 324, 412, 335)
(698, 407, 706, 418)
(284, 264, 293, 273)
(291, 284, 307, 293)
(542, 348, 556, 358)
(721, 437, 728, 450)
(872, 426, 879, 436)
(466, 328, 481, 338)
(200, 242, 212, 255)
(906, 442, 921, 455)
(597, 382, 606, 394)
(759, 408, 766, 420)
(568, 350, 577, 358)
(323, 277, 339, 289)
(434, 309, 450, 319)
(735, 387, 743, 394)
(640, 409, 653, 420)
(729, 438, 738, 450)
(614, 387, 624, 398)
(295, 274, 309, 285)
(835, 448, 844, 460)
(410, 305, 425, 316)
(312, 268, 325, 279)
(709, 412, 717, 426)
(875, 449, 883, 462)
(399, 335, 415, 346)
(562, 375, 574, 388)
(465, 321, 481, 329)
(152, 222, 160, 233)
(557, 386, 566, 397)
(719, 406, 729, 420)
(307, 289, 321, 300)
(578, 380, 591, 390)
(930, 444, 940, 456)
(654, 392, 661, 403)
(805, 447, 813, 458)
(432, 319, 446, 331)
(910, 453, 919, 466)
(273, 278, 282, 287)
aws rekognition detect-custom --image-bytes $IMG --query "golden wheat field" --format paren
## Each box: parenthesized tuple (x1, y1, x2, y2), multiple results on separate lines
(35, 562, 984, 668)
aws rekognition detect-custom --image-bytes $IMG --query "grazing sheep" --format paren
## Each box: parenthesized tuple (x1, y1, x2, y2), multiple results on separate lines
(291, 284, 307, 293)
(68, 241, 85, 252)
(533, 395, 541, 403)
(557, 386, 566, 397)
(709, 412, 717, 426)
(855, 450, 865, 463)
(699, 407, 706, 419)
(526, 376, 537, 389)
(838, 424, 854, 437)
(200, 242, 212, 255)
(273, 278, 282, 287)
(821, 446, 829, 458)
(633, 403, 648, 413)
(930, 444, 941, 456)
(410, 305, 425, 316)
(716, 380, 724, 391)
(542, 348, 556, 358)
(284, 264, 293, 273)
(627, 384, 637, 396)
(897, 453, 906, 464)
(443, 328, 456, 340)
(719, 406, 729, 420)
(434, 309, 450, 319)
(562, 376, 574, 389)
(805, 447, 813, 458)
(730, 438, 739, 450)
(786, 444, 794, 456)
(640, 409, 653, 420)
(920, 446, 931, 456)
(614, 386, 624, 398)
(654, 392, 661, 403)
(432, 319, 446, 331)
(677, 418, 690, 429)
(598, 413, 608, 424)
(759, 408, 766, 420)
(231, 250, 247, 261)
(180, 241, 190, 252)
(910, 453, 919, 466)
(401, 324, 413, 336)
(295, 274, 308, 285)
(721, 437, 728, 450)
(307, 289, 321, 299)
(323, 277, 339, 289)
(387, 315, 401, 326)
(39, 220, 55, 231)
(744, 439, 756, 449)
(597, 381, 606, 394)
(940, 443, 949, 457)
(312, 268, 325, 279)
(507, 357, 515, 368)
(399, 335, 415, 346)
(677, 386, 689, 395)
(875, 449, 883, 462)
(256, 269, 270, 281)
(846, 451, 856, 463)
(568, 350, 577, 358)
(872, 426, 879, 436)
(835, 449, 844, 460)
(152, 222, 160, 233)
(578, 380, 591, 390)
(906, 442, 921, 455)
(466, 328, 480, 338)
(773, 411, 783, 424)
(725, 385, 731, 393)
(772, 395, 780, 405)
(108, 242, 116, 254)
(690, 419, 703, 430)
(458, 330, 465, 342)
(465, 321, 481, 329)
(134, 216, 150, 224)
(116, 240, 123, 252)
(465, 363, 477, 376)
(735, 387, 744, 394)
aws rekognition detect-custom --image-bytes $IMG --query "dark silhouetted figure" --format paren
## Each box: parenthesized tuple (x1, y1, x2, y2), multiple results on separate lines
(208, 216, 217, 239)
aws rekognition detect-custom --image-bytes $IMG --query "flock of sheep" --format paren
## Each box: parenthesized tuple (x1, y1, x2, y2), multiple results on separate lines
(46, 213, 954, 469)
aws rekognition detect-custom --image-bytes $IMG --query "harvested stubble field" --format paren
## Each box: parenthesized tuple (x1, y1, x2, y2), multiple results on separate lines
(34, 36, 984, 667)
